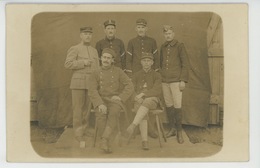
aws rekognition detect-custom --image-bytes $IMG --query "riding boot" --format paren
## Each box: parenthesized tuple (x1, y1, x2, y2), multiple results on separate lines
(175, 108, 184, 144)
(101, 126, 113, 153)
(165, 106, 176, 138)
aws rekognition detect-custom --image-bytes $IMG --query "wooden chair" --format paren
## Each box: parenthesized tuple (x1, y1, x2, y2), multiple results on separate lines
(130, 108, 167, 148)
(150, 109, 167, 147)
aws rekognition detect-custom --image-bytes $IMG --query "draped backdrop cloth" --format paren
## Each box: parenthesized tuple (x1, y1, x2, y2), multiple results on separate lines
(31, 12, 212, 128)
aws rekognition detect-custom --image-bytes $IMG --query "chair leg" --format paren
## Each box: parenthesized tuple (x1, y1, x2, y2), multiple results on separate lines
(93, 120, 98, 147)
(159, 117, 167, 142)
(155, 114, 162, 148)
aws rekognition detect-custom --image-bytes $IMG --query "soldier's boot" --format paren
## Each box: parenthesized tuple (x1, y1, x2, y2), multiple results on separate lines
(101, 126, 113, 153)
(175, 108, 184, 144)
(139, 120, 149, 150)
(165, 106, 177, 138)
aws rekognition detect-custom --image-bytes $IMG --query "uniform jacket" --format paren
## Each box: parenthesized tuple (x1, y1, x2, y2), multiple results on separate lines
(160, 39, 190, 83)
(126, 36, 159, 73)
(132, 69, 162, 98)
(88, 65, 134, 108)
(64, 42, 100, 89)
(95, 37, 126, 69)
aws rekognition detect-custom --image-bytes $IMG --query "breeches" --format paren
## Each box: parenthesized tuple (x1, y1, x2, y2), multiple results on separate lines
(162, 82, 182, 108)
(141, 97, 160, 109)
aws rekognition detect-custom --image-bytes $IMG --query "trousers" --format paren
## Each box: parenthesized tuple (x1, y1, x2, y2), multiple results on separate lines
(72, 89, 91, 141)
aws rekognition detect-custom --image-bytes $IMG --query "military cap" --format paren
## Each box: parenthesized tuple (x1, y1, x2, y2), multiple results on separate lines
(136, 18, 147, 26)
(80, 26, 93, 33)
(163, 25, 174, 32)
(141, 52, 153, 60)
(104, 19, 116, 27)
(102, 48, 116, 58)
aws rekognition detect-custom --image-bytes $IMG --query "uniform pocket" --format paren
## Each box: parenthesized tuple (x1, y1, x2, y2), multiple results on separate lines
(72, 73, 86, 79)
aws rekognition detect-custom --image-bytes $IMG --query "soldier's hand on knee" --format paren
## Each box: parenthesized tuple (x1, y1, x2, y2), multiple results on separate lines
(98, 104, 107, 114)
(135, 93, 145, 100)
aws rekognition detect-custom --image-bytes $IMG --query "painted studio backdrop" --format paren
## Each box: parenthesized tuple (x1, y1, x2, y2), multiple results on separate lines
(31, 12, 223, 128)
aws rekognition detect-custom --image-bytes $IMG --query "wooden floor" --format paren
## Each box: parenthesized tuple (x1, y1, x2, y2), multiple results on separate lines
(31, 127, 222, 160)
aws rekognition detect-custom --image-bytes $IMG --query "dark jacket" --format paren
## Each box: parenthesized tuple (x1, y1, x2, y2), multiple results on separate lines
(160, 39, 190, 83)
(132, 69, 162, 98)
(126, 36, 159, 73)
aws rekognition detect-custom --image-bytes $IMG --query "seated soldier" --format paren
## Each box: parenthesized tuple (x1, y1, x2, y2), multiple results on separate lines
(126, 52, 163, 150)
(88, 48, 134, 154)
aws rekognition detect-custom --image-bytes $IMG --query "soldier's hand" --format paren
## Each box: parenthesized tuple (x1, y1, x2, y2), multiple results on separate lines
(179, 81, 186, 91)
(125, 70, 132, 78)
(84, 60, 92, 66)
(98, 104, 107, 114)
(135, 93, 145, 100)
(111, 96, 121, 101)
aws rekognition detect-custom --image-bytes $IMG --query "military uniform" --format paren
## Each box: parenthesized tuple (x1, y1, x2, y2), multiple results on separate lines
(160, 25, 190, 143)
(96, 20, 126, 69)
(126, 53, 162, 150)
(160, 39, 189, 83)
(64, 27, 100, 142)
(88, 64, 134, 143)
(125, 19, 159, 74)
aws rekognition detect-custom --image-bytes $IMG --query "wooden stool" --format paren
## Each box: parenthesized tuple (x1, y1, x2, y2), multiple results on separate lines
(93, 108, 129, 147)
(150, 109, 167, 147)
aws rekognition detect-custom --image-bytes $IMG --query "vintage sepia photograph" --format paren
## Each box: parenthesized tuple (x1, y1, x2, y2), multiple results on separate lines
(30, 11, 223, 158)
(6, 4, 249, 163)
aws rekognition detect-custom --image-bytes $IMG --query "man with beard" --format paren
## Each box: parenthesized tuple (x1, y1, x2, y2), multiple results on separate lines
(64, 26, 100, 148)
(96, 20, 126, 70)
(160, 25, 190, 144)
(88, 48, 134, 153)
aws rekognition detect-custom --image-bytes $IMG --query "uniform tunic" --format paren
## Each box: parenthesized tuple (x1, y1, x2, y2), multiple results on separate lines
(132, 69, 162, 110)
(126, 36, 159, 73)
(65, 42, 100, 89)
(132, 69, 162, 98)
(88, 65, 134, 109)
(160, 39, 190, 83)
(88, 65, 134, 137)
(96, 37, 126, 69)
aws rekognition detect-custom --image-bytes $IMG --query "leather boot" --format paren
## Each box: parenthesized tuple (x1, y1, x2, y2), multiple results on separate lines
(175, 108, 184, 144)
(126, 123, 137, 144)
(101, 126, 113, 153)
(166, 128, 176, 138)
(100, 138, 108, 152)
(142, 141, 149, 150)
(165, 106, 177, 137)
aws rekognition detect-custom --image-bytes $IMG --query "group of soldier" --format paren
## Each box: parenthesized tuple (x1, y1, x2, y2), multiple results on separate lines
(64, 18, 190, 154)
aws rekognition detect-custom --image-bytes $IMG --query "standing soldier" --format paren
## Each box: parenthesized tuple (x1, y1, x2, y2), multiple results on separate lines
(88, 48, 134, 154)
(125, 18, 159, 138)
(125, 18, 159, 76)
(96, 19, 126, 70)
(64, 26, 100, 148)
(160, 25, 190, 144)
